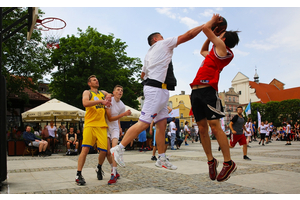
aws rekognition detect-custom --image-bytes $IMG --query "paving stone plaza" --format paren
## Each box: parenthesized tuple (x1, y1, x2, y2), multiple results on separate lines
(1, 140, 300, 194)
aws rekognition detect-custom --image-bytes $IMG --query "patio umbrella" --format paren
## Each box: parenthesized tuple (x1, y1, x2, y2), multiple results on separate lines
(21, 98, 85, 123)
(120, 105, 141, 121)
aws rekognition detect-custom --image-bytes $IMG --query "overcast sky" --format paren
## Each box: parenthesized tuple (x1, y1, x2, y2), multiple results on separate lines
(11, 1, 300, 96)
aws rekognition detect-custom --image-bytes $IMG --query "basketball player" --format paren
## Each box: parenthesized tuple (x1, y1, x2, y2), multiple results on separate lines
(190, 14, 240, 182)
(75, 75, 112, 186)
(111, 21, 207, 170)
(105, 85, 131, 185)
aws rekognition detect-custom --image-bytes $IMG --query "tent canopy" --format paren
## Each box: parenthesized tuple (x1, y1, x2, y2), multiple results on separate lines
(120, 105, 140, 121)
(21, 98, 85, 122)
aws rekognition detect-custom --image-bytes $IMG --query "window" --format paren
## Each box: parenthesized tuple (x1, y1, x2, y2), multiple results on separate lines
(233, 97, 235, 102)
(229, 97, 231, 102)
(181, 113, 183, 118)
(239, 91, 241, 95)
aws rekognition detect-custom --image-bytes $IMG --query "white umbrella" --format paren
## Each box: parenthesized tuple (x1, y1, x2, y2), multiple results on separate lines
(120, 105, 141, 121)
(21, 98, 85, 122)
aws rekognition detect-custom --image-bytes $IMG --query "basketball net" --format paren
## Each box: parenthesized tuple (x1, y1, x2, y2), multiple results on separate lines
(35, 17, 66, 49)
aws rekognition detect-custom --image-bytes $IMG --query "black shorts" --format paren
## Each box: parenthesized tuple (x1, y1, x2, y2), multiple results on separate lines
(191, 87, 225, 122)
(260, 133, 266, 140)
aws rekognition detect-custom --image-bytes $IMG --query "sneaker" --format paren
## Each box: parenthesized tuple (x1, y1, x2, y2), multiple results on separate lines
(116, 171, 120, 179)
(151, 156, 157, 161)
(185, 143, 189, 146)
(262, 144, 265, 146)
(208, 158, 219, 181)
(216, 161, 237, 182)
(155, 156, 177, 170)
(247, 145, 251, 148)
(110, 145, 126, 168)
(258, 142, 261, 145)
(75, 174, 86, 186)
(95, 166, 104, 180)
(243, 155, 252, 161)
(171, 147, 177, 150)
(108, 174, 117, 185)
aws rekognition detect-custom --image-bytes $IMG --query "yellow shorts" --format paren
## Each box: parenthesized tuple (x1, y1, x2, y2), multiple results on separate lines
(82, 126, 107, 152)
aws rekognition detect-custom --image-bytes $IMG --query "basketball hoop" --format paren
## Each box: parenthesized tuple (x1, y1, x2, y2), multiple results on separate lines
(35, 17, 66, 49)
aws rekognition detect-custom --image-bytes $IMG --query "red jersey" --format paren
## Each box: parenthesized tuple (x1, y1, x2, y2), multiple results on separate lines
(190, 45, 234, 91)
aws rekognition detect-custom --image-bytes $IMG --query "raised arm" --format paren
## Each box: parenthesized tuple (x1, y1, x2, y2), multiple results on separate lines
(202, 14, 227, 57)
(177, 24, 205, 46)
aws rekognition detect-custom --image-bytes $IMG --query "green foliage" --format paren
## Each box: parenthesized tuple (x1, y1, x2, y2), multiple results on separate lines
(246, 99, 300, 127)
(49, 27, 143, 110)
(1, 7, 53, 104)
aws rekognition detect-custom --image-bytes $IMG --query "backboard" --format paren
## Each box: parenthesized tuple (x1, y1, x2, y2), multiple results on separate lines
(27, 7, 38, 40)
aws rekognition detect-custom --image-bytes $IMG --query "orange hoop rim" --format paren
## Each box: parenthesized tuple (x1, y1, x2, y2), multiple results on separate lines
(35, 17, 67, 31)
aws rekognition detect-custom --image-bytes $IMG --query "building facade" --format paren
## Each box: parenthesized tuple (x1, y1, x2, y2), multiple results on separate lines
(219, 87, 240, 125)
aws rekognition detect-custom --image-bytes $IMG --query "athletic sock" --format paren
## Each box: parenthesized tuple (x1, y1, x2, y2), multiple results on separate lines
(97, 164, 102, 169)
(77, 171, 82, 176)
(112, 167, 117, 176)
(119, 143, 125, 149)
(224, 160, 232, 165)
(208, 158, 215, 163)
(158, 153, 165, 158)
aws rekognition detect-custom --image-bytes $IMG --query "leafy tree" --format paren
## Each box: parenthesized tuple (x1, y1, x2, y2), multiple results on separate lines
(49, 27, 143, 110)
(1, 7, 53, 104)
(246, 99, 300, 127)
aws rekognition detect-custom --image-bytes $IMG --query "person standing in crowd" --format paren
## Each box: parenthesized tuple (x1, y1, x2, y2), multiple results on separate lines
(244, 118, 252, 147)
(183, 121, 190, 146)
(266, 121, 273, 144)
(190, 125, 196, 143)
(251, 121, 257, 141)
(169, 117, 177, 150)
(258, 121, 267, 146)
(285, 121, 292, 145)
(46, 121, 58, 153)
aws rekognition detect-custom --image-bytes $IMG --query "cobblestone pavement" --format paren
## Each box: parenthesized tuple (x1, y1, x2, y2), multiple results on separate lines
(1, 140, 300, 194)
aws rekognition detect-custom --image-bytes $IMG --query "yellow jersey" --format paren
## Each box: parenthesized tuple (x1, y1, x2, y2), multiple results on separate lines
(84, 90, 108, 128)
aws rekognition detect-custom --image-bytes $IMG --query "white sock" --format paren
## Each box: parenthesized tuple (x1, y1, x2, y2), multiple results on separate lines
(119, 143, 125, 149)
(112, 167, 117, 176)
(110, 163, 113, 168)
(158, 153, 165, 158)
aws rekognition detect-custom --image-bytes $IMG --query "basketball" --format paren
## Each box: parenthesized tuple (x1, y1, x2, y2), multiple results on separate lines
(211, 16, 227, 34)
(70, 137, 75, 142)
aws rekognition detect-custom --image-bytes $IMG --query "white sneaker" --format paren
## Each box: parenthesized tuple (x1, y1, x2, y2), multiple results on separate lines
(110, 145, 125, 168)
(155, 156, 177, 170)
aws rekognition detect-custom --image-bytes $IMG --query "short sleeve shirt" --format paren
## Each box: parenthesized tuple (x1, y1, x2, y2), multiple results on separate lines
(231, 115, 244, 135)
(106, 97, 126, 131)
(169, 121, 176, 134)
(143, 37, 178, 83)
(47, 125, 57, 137)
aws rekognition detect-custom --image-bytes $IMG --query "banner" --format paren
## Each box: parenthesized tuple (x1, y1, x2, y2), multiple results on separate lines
(169, 108, 179, 118)
(257, 110, 261, 128)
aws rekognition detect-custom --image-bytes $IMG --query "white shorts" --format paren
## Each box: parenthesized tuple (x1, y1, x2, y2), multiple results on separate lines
(139, 86, 169, 124)
(107, 128, 119, 140)
(245, 132, 252, 137)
